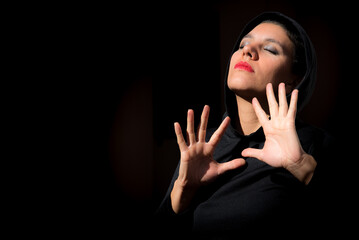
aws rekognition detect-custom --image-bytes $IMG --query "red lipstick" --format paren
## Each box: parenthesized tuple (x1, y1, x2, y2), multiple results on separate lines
(234, 61, 254, 72)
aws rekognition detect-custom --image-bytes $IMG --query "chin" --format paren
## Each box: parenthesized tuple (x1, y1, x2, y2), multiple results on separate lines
(227, 77, 265, 100)
(227, 76, 254, 91)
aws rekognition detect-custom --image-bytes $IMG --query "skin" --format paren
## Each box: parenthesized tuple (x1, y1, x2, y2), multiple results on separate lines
(228, 22, 299, 100)
(171, 23, 317, 214)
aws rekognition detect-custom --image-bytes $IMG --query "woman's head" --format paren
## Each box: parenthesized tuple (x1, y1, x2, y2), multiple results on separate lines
(224, 12, 317, 117)
(227, 20, 306, 100)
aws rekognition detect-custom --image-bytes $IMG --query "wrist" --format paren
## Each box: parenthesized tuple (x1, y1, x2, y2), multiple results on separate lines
(287, 153, 317, 185)
(170, 179, 198, 214)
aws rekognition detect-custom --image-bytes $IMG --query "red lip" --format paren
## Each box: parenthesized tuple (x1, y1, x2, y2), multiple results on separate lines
(234, 61, 254, 72)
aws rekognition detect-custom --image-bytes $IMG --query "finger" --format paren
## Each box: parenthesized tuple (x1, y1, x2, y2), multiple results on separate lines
(278, 82, 288, 117)
(174, 122, 187, 152)
(287, 89, 299, 119)
(198, 105, 210, 142)
(209, 116, 230, 148)
(218, 158, 246, 175)
(196, 121, 201, 142)
(252, 97, 269, 127)
(242, 147, 263, 160)
(186, 109, 196, 145)
(266, 83, 278, 118)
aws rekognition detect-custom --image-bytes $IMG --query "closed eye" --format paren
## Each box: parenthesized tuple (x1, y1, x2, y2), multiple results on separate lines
(239, 41, 249, 49)
(264, 46, 278, 55)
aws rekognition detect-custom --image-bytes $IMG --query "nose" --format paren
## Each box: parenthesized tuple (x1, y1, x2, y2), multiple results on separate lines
(242, 44, 258, 60)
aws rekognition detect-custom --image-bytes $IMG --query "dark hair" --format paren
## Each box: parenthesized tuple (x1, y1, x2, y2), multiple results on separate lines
(262, 20, 306, 79)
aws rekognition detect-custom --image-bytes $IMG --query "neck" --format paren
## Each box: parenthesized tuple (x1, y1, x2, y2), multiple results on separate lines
(234, 96, 267, 136)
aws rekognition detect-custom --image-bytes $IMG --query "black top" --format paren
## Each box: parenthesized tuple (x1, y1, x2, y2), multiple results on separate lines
(155, 120, 339, 238)
(154, 12, 343, 239)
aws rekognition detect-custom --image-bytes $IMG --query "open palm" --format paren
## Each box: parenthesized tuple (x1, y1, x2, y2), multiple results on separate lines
(174, 106, 246, 189)
(242, 83, 305, 170)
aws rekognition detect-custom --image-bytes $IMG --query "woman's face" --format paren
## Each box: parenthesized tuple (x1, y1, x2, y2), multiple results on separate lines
(227, 22, 298, 99)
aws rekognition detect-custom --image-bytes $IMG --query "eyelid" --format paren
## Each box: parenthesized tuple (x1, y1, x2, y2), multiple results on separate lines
(264, 45, 276, 51)
(264, 45, 279, 54)
(239, 41, 249, 49)
(239, 41, 280, 54)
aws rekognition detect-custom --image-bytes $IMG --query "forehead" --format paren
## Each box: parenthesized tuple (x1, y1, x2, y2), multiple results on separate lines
(244, 22, 293, 48)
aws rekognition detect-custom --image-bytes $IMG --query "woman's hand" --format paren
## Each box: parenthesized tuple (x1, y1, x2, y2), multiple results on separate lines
(171, 105, 246, 213)
(242, 83, 316, 184)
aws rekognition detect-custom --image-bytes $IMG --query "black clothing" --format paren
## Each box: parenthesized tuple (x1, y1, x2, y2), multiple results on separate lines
(154, 12, 342, 239)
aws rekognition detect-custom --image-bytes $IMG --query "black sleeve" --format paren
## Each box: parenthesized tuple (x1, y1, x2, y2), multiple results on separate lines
(303, 131, 345, 235)
(152, 128, 218, 238)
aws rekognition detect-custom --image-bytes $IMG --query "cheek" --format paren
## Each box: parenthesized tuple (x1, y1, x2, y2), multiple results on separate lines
(227, 52, 239, 81)
(229, 51, 240, 68)
(264, 59, 292, 84)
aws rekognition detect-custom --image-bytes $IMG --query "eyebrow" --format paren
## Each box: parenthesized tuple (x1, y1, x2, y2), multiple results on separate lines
(242, 34, 284, 49)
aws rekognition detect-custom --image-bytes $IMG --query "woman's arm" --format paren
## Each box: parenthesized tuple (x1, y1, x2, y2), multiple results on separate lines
(171, 105, 246, 213)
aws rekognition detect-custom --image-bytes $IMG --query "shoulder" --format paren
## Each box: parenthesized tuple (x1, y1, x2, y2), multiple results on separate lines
(295, 119, 337, 161)
(296, 119, 335, 145)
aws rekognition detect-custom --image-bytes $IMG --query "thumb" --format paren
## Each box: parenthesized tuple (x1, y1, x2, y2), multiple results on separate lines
(242, 148, 263, 160)
(218, 158, 246, 175)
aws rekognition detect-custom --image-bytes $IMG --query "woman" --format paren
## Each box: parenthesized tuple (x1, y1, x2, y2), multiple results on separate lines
(155, 12, 338, 238)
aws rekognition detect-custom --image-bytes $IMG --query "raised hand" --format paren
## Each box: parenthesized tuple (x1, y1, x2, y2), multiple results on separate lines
(171, 105, 246, 213)
(242, 83, 316, 184)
